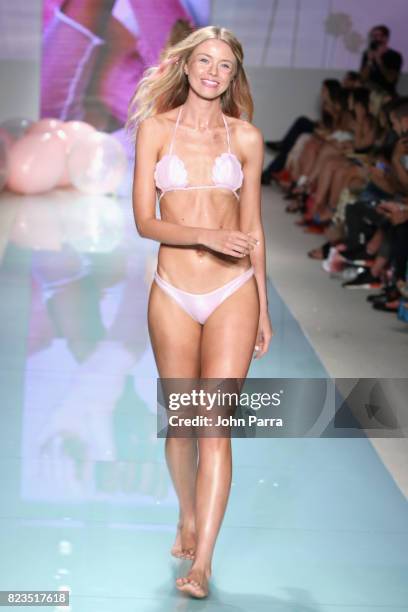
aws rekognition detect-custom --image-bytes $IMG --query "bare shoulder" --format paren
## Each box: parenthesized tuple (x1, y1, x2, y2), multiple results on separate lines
(138, 106, 181, 142)
(150, 106, 181, 129)
(137, 115, 160, 143)
(228, 116, 263, 157)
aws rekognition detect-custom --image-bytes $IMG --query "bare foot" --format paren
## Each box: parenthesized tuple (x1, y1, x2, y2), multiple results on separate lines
(397, 279, 408, 298)
(317, 211, 333, 222)
(171, 521, 196, 560)
(176, 566, 211, 598)
(308, 246, 324, 259)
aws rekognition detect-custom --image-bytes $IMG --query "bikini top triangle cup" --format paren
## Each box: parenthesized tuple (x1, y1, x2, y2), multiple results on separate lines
(154, 105, 244, 201)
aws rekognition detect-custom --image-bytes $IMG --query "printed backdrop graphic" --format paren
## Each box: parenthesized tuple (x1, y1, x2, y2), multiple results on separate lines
(40, 0, 210, 131)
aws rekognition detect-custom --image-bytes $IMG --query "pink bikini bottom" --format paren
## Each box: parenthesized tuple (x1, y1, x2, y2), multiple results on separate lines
(153, 267, 255, 325)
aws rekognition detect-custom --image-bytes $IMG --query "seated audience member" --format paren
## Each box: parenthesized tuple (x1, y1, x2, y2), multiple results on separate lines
(360, 25, 403, 95)
(368, 201, 408, 310)
(282, 86, 353, 203)
(295, 88, 377, 222)
(304, 97, 405, 259)
(342, 71, 363, 89)
(331, 99, 408, 290)
(263, 27, 407, 320)
(261, 79, 344, 184)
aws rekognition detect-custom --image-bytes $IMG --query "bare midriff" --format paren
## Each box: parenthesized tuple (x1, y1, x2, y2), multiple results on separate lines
(157, 188, 251, 293)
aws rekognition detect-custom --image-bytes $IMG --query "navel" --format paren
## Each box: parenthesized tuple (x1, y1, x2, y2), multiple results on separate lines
(196, 247, 205, 260)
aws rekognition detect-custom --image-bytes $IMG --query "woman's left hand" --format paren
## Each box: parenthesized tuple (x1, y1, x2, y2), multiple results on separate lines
(253, 310, 273, 359)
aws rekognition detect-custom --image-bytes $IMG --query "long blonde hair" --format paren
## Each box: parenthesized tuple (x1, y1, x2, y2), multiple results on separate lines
(126, 25, 253, 139)
(160, 19, 195, 59)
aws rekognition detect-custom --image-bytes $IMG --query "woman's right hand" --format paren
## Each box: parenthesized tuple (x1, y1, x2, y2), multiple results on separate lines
(201, 229, 259, 258)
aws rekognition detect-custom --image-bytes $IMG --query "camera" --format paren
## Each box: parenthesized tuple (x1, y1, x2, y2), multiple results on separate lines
(369, 40, 380, 51)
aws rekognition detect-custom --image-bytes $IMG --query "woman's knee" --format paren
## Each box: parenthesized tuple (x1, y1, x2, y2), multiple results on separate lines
(307, 138, 320, 152)
(321, 157, 338, 173)
(198, 436, 231, 455)
(166, 435, 197, 449)
(320, 144, 337, 160)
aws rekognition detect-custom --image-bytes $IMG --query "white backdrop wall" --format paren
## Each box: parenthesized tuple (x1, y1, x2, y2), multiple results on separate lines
(213, 0, 408, 71)
(0, 0, 407, 136)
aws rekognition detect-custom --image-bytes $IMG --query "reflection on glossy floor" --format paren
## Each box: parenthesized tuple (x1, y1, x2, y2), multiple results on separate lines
(0, 188, 407, 612)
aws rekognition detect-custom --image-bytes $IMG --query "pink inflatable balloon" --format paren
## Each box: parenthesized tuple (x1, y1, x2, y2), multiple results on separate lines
(27, 118, 63, 135)
(7, 131, 66, 195)
(58, 121, 96, 187)
(0, 127, 15, 148)
(62, 120, 96, 142)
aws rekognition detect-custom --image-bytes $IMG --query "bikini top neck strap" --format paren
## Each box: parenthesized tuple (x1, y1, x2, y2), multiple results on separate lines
(222, 113, 231, 153)
(169, 105, 183, 155)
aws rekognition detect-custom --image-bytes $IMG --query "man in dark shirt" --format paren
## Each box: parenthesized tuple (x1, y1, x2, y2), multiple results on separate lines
(360, 25, 403, 95)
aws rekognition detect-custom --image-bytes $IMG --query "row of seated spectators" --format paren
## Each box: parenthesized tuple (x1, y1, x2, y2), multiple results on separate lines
(262, 71, 408, 323)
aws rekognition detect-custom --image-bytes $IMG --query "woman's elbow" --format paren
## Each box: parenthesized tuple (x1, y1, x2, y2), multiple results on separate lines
(136, 221, 147, 237)
(135, 216, 156, 238)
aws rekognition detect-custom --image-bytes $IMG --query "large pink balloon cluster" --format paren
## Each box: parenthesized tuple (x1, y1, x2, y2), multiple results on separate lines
(0, 118, 127, 195)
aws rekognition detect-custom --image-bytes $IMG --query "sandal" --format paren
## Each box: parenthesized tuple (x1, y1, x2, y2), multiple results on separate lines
(372, 300, 400, 312)
(296, 217, 313, 226)
(311, 212, 331, 226)
(304, 224, 328, 234)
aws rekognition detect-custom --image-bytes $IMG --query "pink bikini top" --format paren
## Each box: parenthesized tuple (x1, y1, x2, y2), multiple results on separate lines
(154, 105, 244, 202)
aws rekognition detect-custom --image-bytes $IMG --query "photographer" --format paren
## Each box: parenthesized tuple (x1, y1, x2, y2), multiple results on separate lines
(360, 25, 403, 95)
(390, 105, 408, 193)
